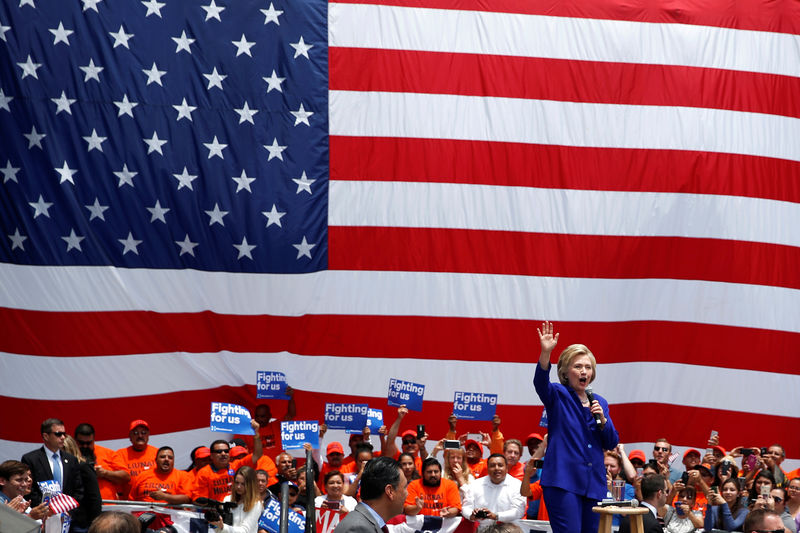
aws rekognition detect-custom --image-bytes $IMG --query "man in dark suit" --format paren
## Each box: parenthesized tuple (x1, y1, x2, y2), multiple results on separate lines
(619, 474, 667, 533)
(334, 456, 408, 533)
(21, 418, 84, 509)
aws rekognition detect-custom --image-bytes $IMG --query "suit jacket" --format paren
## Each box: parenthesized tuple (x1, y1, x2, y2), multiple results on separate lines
(21, 447, 84, 507)
(334, 502, 383, 533)
(618, 506, 663, 533)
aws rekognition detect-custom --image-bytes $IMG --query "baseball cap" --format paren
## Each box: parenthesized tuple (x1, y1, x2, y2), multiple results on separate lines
(711, 445, 726, 456)
(525, 433, 544, 443)
(693, 463, 713, 476)
(195, 447, 211, 459)
(628, 450, 646, 463)
(400, 430, 417, 440)
(129, 419, 149, 431)
(683, 448, 701, 458)
(464, 439, 483, 453)
(230, 446, 248, 459)
(327, 442, 344, 455)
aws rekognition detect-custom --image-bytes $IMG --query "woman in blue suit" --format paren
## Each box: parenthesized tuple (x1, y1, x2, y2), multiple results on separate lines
(534, 321, 619, 533)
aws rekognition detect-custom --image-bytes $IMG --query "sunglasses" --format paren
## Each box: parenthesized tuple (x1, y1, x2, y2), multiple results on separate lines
(654, 446, 669, 452)
(49, 431, 66, 437)
(772, 496, 783, 503)
(211, 449, 230, 454)
(402, 439, 416, 444)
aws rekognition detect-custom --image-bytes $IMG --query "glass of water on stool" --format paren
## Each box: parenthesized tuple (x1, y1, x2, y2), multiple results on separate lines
(611, 479, 625, 501)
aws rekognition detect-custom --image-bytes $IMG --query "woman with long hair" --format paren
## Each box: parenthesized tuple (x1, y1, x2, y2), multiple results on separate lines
(786, 478, 800, 533)
(315, 471, 357, 512)
(533, 321, 619, 533)
(399, 453, 420, 481)
(209, 466, 264, 533)
(441, 447, 472, 490)
(748, 470, 776, 508)
(704, 478, 749, 531)
(63, 435, 103, 531)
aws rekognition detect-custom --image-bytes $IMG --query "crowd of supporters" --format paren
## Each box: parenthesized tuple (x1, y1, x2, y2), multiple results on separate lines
(3, 398, 799, 533)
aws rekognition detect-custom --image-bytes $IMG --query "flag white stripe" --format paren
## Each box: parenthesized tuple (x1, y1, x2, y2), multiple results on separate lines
(329, 91, 800, 163)
(2, 265, 799, 332)
(329, 181, 800, 248)
(328, 3, 800, 78)
(2, 351, 798, 417)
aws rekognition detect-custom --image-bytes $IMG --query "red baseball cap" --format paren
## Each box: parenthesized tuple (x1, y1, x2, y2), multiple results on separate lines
(129, 419, 149, 431)
(464, 439, 483, 453)
(231, 446, 248, 459)
(628, 450, 646, 462)
(683, 448, 701, 459)
(400, 430, 417, 440)
(327, 442, 344, 455)
(711, 445, 726, 456)
(526, 433, 544, 443)
(195, 447, 211, 459)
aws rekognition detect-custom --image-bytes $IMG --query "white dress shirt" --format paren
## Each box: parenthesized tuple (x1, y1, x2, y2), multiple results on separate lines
(462, 475, 526, 527)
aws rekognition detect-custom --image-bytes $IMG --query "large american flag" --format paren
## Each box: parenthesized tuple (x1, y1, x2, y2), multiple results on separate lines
(1, 0, 799, 463)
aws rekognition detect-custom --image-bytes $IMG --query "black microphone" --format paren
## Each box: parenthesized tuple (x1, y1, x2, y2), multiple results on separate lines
(585, 386, 602, 425)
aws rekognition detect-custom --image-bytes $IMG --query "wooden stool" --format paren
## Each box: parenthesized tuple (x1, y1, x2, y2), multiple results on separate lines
(592, 505, 649, 533)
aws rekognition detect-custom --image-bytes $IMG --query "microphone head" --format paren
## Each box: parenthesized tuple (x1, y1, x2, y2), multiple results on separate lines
(630, 498, 639, 507)
(585, 386, 593, 393)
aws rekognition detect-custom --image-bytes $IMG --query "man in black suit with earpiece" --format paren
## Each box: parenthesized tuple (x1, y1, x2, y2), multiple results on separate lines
(21, 418, 84, 510)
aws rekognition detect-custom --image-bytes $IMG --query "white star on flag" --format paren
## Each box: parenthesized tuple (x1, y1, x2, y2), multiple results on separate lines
(292, 171, 315, 194)
(109, 25, 134, 48)
(263, 138, 286, 161)
(262, 204, 286, 228)
(203, 136, 227, 159)
(293, 236, 315, 259)
(55, 161, 77, 184)
(51, 91, 76, 115)
(261, 3, 283, 24)
(17, 55, 42, 79)
(49, 22, 74, 45)
(61, 229, 85, 252)
(118, 232, 142, 255)
(290, 36, 312, 59)
(233, 236, 256, 260)
(175, 234, 199, 256)
(113, 164, 137, 188)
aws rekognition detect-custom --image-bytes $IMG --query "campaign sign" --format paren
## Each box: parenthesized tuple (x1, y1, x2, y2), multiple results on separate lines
(210, 402, 254, 434)
(281, 420, 320, 450)
(325, 403, 368, 431)
(452, 391, 498, 421)
(259, 498, 305, 533)
(388, 378, 425, 411)
(38, 480, 61, 495)
(256, 371, 290, 400)
(347, 407, 383, 434)
(316, 508, 346, 533)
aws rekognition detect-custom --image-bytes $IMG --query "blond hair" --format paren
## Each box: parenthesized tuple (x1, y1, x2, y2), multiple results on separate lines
(556, 344, 597, 386)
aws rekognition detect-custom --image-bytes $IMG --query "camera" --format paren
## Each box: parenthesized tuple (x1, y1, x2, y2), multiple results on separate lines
(416, 425, 425, 440)
(741, 448, 754, 457)
(680, 472, 689, 485)
(195, 498, 236, 526)
(444, 440, 460, 450)
(137, 512, 178, 533)
(533, 459, 544, 469)
(474, 509, 490, 519)
(720, 460, 731, 476)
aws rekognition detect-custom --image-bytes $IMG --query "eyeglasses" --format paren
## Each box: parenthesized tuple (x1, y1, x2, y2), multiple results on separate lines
(49, 431, 66, 437)
(653, 446, 669, 452)
(787, 486, 800, 491)
(131, 430, 149, 436)
(211, 449, 230, 454)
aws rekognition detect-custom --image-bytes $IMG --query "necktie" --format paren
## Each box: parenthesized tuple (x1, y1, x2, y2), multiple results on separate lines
(52, 452, 63, 488)
(381, 526, 389, 533)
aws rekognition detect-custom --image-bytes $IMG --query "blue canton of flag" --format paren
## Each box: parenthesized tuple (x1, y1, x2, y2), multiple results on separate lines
(0, 0, 327, 273)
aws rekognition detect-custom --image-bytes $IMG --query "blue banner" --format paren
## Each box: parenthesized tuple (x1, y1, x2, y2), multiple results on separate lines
(210, 402, 254, 434)
(452, 391, 498, 421)
(256, 371, 290, 400)
(325, 403, 368, 431)
(347, 407, 383, 434)
(259, 498, 305, 533)
(388, 378, 425, 411)
(280, 420, 320, 450)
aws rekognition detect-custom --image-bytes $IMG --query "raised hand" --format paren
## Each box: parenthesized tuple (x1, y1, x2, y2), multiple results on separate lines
(537, 321, 559, 353)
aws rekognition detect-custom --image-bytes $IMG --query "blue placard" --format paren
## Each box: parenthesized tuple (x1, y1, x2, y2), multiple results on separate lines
(280, 420, 320, 450)
(388, 378, 425, 411)
(256, 371, 290, 400)
(347, 407, 383, 434)
(259, 498, 305, 533)
(539, 408, 548, 428)
(452, 391, 498, 421)
(38, 480, 61, 495)
(210, 402, 254, 434)
(325, 403, 368, 431)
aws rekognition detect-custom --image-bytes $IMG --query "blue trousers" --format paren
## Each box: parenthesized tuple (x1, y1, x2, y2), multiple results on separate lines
(542, 486, 599, 533)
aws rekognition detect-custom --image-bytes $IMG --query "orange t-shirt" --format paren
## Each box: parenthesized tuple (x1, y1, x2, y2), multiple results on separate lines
(405, 478, 462, 515)
(253, 454, 279, 480)
(507, 462, 525, 481)
(129, 469, 193, 502)
(115, 445, 158, 497)
(239, 420, 283, 456)
(528, 481, 548, 520)
(467, 459, 487, 479)
(193, 457, 252, 501)
(94, 445, 128, 500)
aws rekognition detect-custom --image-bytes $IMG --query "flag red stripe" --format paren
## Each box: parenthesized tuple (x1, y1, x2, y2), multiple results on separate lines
(334, 0, 800, 35)
(329, 137, 800, 204)
(3, 390, 798, 456)
(3, 308, 797, 375)
(330, 48, 800, 119)
(328, 228, 800, 289)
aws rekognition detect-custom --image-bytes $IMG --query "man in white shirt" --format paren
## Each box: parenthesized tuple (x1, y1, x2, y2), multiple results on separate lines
(462, 454, 526, 528)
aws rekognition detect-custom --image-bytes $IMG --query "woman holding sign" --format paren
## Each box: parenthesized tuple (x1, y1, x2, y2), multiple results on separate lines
(209, 466, 264, 533)
(533, 321, 619, 533)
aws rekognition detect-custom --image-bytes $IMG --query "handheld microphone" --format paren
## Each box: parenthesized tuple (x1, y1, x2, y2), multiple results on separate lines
(585, 386, 602, 425)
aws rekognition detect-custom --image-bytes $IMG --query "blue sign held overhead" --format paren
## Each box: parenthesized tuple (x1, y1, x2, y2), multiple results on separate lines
(210, 402, 254, 434)
(281, 420, 320, 450)
(452, 391, 498, 421)
(256, 371, 290, 400)
(388, 378, 425, 411)
(347, 407, 383, 434)
(325, 403, 368, 431)
(259, 498, 305, 533)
